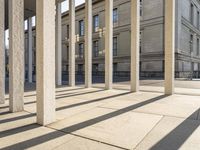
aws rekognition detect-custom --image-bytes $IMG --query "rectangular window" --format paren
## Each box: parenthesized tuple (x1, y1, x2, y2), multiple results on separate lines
(67, 46, 69, 59)
(93, 40, 99, 57)
(140, 31, 142, 53)
(78, 64, 83, 73)
(113, 63, 118, 72)
(67, 25, 69, 39)
(197, 11, 200, 29)
(113, 37, 117, 56)
(191, 4, 194, 24)
(93, 64, 99, 72)
(78, 43, 84, 58)
(93, 15, 99, 32)
(140, 0, 143, 17)
(190, 34, 193, 53)
(197, 38, 199, 56)
(79, 20, 84, 36)
(113, 8, 118, 24)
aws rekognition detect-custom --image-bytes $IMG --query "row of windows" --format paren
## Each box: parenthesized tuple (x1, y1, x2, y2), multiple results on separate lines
(190, 3, 200, 29)
(76, 37, 118, 59)
(190, 34, 200, 56)
(78, 8, 119, 36)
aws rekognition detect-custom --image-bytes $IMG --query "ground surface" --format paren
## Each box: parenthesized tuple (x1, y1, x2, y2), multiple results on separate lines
(1, 81, 200, 150)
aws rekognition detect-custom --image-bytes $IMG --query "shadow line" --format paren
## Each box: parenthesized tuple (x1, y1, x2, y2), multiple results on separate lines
(150, 108, 200, 150)
(56, 92, 130, 111)
(56, 89, 105, 99)
(0, 124, 39, 138)
(1, 95, 167, 150)
(0, 113, 36, 124)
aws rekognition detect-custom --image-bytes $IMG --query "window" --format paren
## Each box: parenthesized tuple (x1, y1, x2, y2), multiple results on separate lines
(93, 64, 99, 72)
(113, 8, 118, 24)
(78, 43, 84, 58)
(140, 0, 143, 16)
(197, 38, 199, 56)
(190, 34, 193, 53)
(113, 63, 118, 72)
(33, 36, 36, 48)
(197, 11, 200, 29)
(67, 25, 69, 39)
(93, 15, 99, 32)
(93, 40, 99, 57)
(67, 46, 69, 60)
(190, 4, 194, 24)
(113, 37, 117, 56)
(140, 31, 142, 53)
(79, 20, 84, 36)
(78, 64, 83, 73)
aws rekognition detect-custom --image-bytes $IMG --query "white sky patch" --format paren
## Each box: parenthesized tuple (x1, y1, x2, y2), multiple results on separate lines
(5, 0, 85, 48)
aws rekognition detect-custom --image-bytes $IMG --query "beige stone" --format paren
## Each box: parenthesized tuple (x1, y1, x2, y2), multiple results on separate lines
(36, 0, 56, 125)
(0, 0, 5, 104)
(9, 0, 24, 112)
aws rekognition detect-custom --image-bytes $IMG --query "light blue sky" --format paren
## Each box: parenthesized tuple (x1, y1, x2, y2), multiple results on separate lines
(5, 0, 85, 48)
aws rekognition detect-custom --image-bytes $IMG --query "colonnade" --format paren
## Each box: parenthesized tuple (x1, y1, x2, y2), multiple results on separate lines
(0, 0, 175, 125)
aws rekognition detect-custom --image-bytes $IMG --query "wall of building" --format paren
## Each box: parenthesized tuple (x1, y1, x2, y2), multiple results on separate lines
(24, 0, 200, 79)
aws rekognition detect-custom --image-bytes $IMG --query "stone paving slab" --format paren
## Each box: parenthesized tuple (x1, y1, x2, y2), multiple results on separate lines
(0, 111, 36, 133)
(54, 136, 123, 150)
(0, 123, 75, 150)
(135, 116, 200, 150)
(100, 93, 200, 120)
(48, 107, 162, 149)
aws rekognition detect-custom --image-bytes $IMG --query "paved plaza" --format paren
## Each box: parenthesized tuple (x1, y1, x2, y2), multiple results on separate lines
(1, 81, 200, 150)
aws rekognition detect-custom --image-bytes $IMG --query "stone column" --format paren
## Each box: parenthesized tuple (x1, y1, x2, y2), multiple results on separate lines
(130, 0, 140, 92)
(165, 0, 175, 95)
(0, 0, 5, 104)
(69, 0, 75, 87)
(36, 0, 56, 125)
(85, 0, 92, 88)
(105, 0, 113, 90)
(56, 2, 62, 86)
(9, 0, 24, 112)
(28, 17, 33, 83)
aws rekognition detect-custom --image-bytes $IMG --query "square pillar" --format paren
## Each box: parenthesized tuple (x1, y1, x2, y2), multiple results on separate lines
(165, 0, 175, 95)
(85, 0, 92, 88)
(9, 0, 24, 112)
(36, 0, 56, 125)
(69, 0, 76, 87)
(105, 0, 113, 90)
(130, 0, 140, 92)
(56, 2, 62, 86)
(0, 0, 5, 104)
(28, 17, 33, 83)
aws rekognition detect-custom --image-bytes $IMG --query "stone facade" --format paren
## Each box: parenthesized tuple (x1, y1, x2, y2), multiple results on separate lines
(24, 0, 200, 79)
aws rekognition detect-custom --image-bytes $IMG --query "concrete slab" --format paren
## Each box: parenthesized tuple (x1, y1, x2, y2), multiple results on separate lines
(48, 107, 162, 149)
(0, 111, 36, 133)
(54, 136, 123, 150)
(135, 116, 200, 150)
(0, 124, 75, 150)
(101, 93, 200, 120)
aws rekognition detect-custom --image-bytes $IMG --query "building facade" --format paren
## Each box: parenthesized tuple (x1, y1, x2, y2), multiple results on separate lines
(24, 0, 200, 79)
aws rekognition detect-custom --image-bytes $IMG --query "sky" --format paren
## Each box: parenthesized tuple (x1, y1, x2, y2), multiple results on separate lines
(5, 0, 85, 48)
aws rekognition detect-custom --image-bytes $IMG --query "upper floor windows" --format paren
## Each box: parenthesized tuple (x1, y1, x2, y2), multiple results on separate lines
(93, 40, 99, 57)
(93, 15, 99, 32)
(67, 24, 69, 39)
(113, 8, 118, 24)
(197, 11, 200, 29)
(79, 20, 84, 36)
(140, 0, 143, 17)
(78, 43, 84, 58)
(190, 3, 194, 25)
(113, 37, 118, 56)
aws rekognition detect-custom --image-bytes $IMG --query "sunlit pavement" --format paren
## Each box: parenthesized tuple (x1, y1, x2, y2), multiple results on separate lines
(0, 82, 200, 150)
